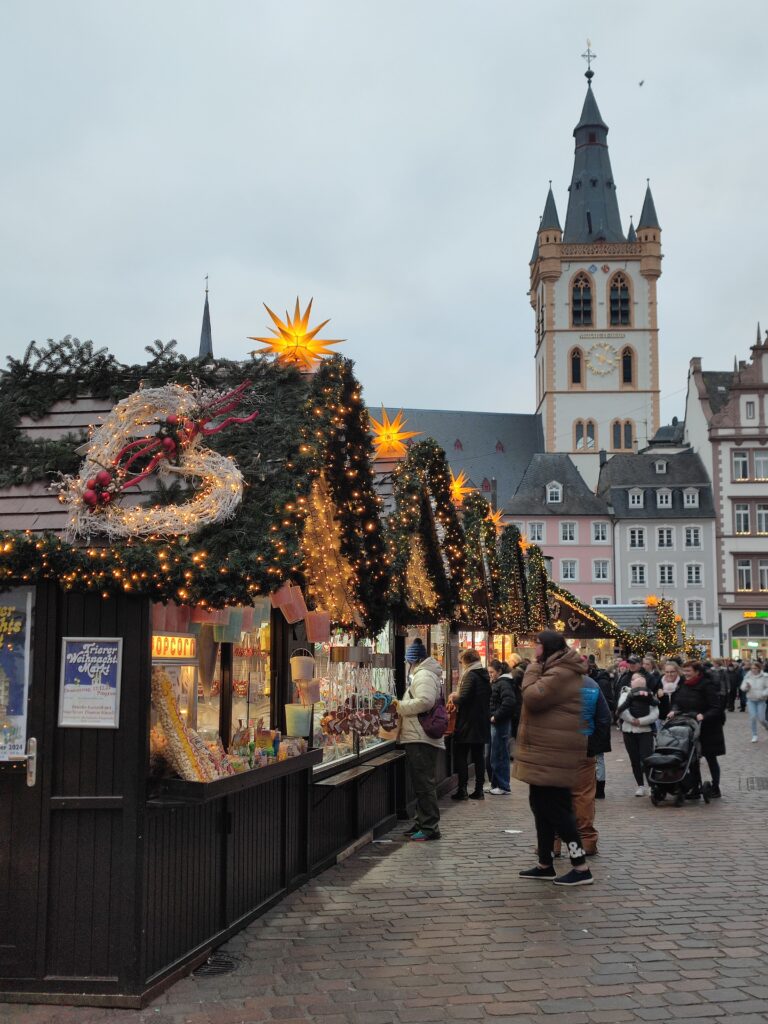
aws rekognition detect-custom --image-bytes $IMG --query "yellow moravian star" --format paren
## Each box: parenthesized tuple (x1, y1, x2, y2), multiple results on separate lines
(370, 407, 421, 459)
(248, 298, 344, 370)
(450, 469, 473, 504)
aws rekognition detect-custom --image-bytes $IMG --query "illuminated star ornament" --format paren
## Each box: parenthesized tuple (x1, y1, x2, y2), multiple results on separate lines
(248, 297, 344, 371)
(645, 594, 660, 608)
(518, 533, 532, 555)
(370, 407, 421, 459)
(450, 469, 473, 504)
(486, 508, 505, 533)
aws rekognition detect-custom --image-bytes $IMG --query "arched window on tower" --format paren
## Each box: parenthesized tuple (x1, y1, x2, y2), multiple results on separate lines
(609, 273, 631, 326)
(586, 420, 596, 449)
(611, 419, 635, 451)
(571, 273, 592, 327)
(621, 346, 636, 387)
(574, 421, 584, 450)
(612, 420, 622, 450)
(624, 421, 634, 450)
(570, 347, 583, 387)
(575, 419, 597, 451)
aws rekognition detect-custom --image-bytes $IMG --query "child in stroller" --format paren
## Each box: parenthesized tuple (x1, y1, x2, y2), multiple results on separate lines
(643, 713, 711, 806)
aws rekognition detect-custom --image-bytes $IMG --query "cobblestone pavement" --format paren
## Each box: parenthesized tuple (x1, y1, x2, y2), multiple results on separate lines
(4, 713, 768, 1024)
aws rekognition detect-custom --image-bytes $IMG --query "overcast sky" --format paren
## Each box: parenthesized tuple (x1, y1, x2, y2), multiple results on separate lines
(3, 1, 767, 425)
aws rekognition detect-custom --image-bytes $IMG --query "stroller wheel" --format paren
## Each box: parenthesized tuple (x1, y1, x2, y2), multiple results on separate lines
(650, 792, 660, 806)
(674, 791, 685, 807)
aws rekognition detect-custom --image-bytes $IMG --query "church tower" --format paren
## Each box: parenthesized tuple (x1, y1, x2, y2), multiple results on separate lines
(530, 51, 662, 488)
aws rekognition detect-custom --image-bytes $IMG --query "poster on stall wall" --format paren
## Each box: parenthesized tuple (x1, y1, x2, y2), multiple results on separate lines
(58, 638, 123, 729)
(0, 588, 33, 760)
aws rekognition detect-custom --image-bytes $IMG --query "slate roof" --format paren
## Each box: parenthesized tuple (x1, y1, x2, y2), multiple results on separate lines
(701, 371, 734, 414)
(199, 291, 213, 359)
(637, 185, 660, 230)
(596, 605, 650, 633)
(505, 453, 608, 515)
(540, 187, 561, 231)
(379, 408, 544, 511)
(563, 83, 626, 244)
(597, 450, 715, 519)
(651, 419, 685, 445)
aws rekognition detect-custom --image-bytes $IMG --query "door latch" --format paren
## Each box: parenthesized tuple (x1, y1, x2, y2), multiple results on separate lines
(26, 737, 37, 787)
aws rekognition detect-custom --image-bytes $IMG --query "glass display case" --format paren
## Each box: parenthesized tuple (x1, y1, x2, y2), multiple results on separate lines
(293, 626, 397, 768)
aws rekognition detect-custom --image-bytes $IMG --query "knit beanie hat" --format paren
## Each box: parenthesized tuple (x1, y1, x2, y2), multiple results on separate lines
(405, 638, 428, 664)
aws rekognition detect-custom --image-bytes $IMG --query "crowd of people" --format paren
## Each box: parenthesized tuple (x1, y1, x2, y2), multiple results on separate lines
(397, 633, 768, 884)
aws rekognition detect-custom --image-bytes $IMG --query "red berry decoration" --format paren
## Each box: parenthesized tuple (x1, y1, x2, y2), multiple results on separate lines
(99, 491, 112, 504)
(166, 414, 179, 426)
(162, 436, 176, 451)
(83, 489, 98, 507)
(95, 470, 112, 487)
(86, 477, 97, 490)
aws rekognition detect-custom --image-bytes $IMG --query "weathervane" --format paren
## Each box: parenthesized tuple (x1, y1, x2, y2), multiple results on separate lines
(581, 38, 596, 83)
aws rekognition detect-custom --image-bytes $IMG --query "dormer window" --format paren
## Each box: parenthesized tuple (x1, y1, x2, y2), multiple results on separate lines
(495, 441, 505, 453)
(482, 478, 492, 493)
(684, 488, 699, 508)
(629, 488, 644, 509)
(655, 460, 668, 475)
(547, 482, 562, 504)
(657, 488, 672, 509)
(454, 439, 463, 451)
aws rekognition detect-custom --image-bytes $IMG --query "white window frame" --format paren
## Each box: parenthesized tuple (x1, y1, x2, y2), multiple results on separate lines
(628, 488, 644, 508)
(593, 596, 610, 606)
(757, 505, 768, 536)
(735, 503, 751, 535)
(759, 560, 768, 593)
(657, 488, 672, 509)
(737, 559, 753, 592)
(683, 488, 699, 508)
(628, 527, 646, 550)
(592, 521, 609, 543)
(754, 451, 768, 481)
(658, 563, 675, 587)
(629, 563, 647, 586)
(547, 481, 562, 503)
(560, 521, 577, 543)
(656, 526, 674, 549)
(560, 559, 578, 582)
(746, 400, 756, 421)
(655, 460, 668, 474)
(733, 450, 749, 480)
(685, 562, 703, 586)
(686, 599, 703, 623)
(592, 559, 610, 582)
(528, 521, 544, 543)
(684, 526, 702, 549)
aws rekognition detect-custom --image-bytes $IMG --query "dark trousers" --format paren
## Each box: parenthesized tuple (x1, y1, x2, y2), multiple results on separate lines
(454, 741, 485, 793)
(529, 784, 586, 867)
(727, 678, 740, 712)
(488, 721, 512, 790)
(622, 730, 655, 786)
(704, 753, 720, 788)
(404, 743, 441, 836)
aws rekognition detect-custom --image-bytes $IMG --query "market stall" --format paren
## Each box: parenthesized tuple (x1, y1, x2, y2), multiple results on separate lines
(0, 332, 400, 1005)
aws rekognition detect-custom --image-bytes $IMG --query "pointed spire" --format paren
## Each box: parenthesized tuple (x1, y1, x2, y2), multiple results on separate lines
(734, 355, 738, 373)
(199, 276, 213, 360)
(637, 181, 660, 229)
(539, 183, 562, 231)
(627, 217, 637, 242)
(757, 322, 762, 346)
(563, 70, 625, 244)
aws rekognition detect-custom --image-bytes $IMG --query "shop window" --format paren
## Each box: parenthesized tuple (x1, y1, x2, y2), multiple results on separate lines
(609, 272, 631, 326)
(570, 347, 584, 386)
(737, 560, 753, 592)
(571, 273, 593, 326)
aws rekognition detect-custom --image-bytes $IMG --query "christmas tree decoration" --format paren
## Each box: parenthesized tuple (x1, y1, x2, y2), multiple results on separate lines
(645, 594, 660, 608)
(405, 535, 440, 611)
(248, 297, 343, 371)
(449, 469, 473, 504)
(486, 508, 505, 533)
(459, 491, 499, 628)
(57, 381, 259, 540)
(525, 545, 551, 634)
(518, 533, 532, 555)
(496, 524, 528, 636)
(369, 407, 421, 459)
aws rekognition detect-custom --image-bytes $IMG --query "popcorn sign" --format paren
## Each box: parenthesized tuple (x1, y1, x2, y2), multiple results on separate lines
(59, 637, 123, 729)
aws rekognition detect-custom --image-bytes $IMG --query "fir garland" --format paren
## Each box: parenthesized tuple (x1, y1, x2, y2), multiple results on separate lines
(525, 545, 551, 635)
(496, 525, 528, 636)
(459, 492, 498, 628)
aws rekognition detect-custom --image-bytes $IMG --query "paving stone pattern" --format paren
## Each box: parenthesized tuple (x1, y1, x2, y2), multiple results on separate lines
(4, 714, 768, 1024)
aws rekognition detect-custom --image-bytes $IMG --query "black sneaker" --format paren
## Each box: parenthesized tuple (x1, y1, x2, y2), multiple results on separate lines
(708, 785, 722, 798)
(468, 790, 484, 800)
(553, 868, 594, 886)
(403, 823, 419, 836)
(410, 830, 441, 842)
(519, 865, 556, 880)
(450, 789, 468, 801)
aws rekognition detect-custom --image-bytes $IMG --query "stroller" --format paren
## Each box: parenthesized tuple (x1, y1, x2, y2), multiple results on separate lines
(644, 714, 711, 807)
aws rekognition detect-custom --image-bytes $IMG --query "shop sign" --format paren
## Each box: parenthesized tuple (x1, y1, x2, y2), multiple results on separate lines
(743, 611, 768, 619)
(59, 638, 123, 729)
(0, 588, 33, 760)
(152, 634, 197, 659)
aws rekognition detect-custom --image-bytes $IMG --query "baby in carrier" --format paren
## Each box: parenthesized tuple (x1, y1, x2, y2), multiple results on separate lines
(621, 673, 659, 720)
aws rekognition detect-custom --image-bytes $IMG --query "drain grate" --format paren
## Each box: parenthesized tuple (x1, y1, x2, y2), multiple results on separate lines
(192, 952, 240, 978)
(744, 776, 768, 791)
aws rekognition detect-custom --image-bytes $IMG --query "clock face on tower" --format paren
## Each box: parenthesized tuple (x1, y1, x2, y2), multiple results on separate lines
(586, 342, 618, 375)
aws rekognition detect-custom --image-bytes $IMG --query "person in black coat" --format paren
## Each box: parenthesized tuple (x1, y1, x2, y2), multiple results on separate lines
(668, 660, 725, 798)
(449, 649, 491, 800)
(487, 659, 521, 794)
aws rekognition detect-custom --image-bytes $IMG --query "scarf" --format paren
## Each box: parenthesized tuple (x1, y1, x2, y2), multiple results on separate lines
(683, 672, 702, 687)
